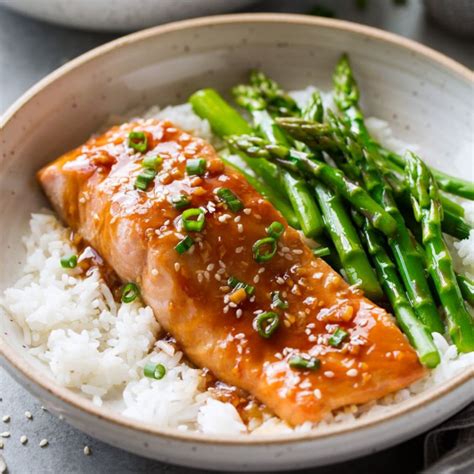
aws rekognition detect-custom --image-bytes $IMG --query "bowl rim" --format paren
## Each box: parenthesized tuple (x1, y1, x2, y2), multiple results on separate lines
(0, 13, 473, 446)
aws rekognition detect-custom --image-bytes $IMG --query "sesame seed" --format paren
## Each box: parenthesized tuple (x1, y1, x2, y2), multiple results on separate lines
(206, 263, 215, 272)
(347, 369, 358, 377)
(324, 371, 335, 378)
(204, 271, 210, 280)
(258, 267, 265, 274)
(39, 439, 49, 448)
(151, 269, 159, 276)
(236, 309, 243, 318)
(197, 272, 203, 283)
(313, 389, 322, 399)
(84, 446, 91, 456)
(223, 305, 229, 314)
(308, 335, 317, 342)
(20, 435, 28, 445)
(234, 216, 241, 223)
(292, 249, 303, 255)
(1, 417, 9, 423)
(215, 274, 221, 281)
(237, 224, 244, 233)
(235, 246, 244, 254)
(253, 275, 260, 284)
(174, 263, 181, 272)
(276, 277, 285, 285)
(0, 433, 10, 439)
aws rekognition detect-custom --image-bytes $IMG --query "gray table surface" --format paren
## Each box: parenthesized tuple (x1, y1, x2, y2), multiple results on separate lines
(0, 1, 472, 473)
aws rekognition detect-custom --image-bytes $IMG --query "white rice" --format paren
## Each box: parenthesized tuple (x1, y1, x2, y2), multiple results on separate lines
(1, 89, 473, 436)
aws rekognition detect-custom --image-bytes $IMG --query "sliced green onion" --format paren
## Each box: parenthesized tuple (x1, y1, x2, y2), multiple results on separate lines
(216, 188, 243, 213)
(142, 155, 163, 170)
(288, 355, 321, 371)
(135, 168, 157, 191)
(182, 208, 206, 232)
(252, 237, 277, 263)
(175, 235, 194, 254)
(60, 255, 77, 269)
(169, 194, 190, 210)
(313, 246, 331, 257)
(254, 311, 280, 339)
(128, 131, 148, 153)
(266, 221, 284, 239)
(186, 158, 206, 176)
(121, 282, 140, 303)
(271, 291, 288, 310)
(144, 362, 166, 380)
(227, 276, 255, 296)
(328, 327, 349, 347)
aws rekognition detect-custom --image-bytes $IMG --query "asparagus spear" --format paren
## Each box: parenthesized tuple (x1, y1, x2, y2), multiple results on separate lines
(333, 53, 474, 201)
(248, 70, 300, 117)
(278, 115, 445, 333)
(314, 183, 383, 301)
(233, 86, 325, 238)
(457, 275, 474, 307)
(278, 116, 473, 241)
(189, 89, 299, 228)
(406, 152, 474, 352)
(227, 134, 398, 237)
(352, 211, 440, 367)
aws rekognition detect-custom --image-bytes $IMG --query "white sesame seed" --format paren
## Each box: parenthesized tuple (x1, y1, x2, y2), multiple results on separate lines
(313, 389, 322, 399)
(258, 267, 265, 274)
(236, 309, 243, 318)
(243, 208, 251, 215)
(204, 271, 210, 280)
(234, 215, 241, 223)
(347, 369, 358, 377)
(253, 275, 260, 284)
(151, 269, 159, 276)
(237, 224, 244, 233)
(223, 305, 229, 314)
(1, 417, 9, 423)
(197, 272, 203, 283)
(276, 277, 285, 285)
(0, 433, 10, 439)
(324, 371, 335, 378)
(235, 246, 244, 254)
(292, 249, 303, 255)
(20, 435, 28, 445)
(39, 439, 49, 448)
(206, 263, 215, 271)
(84, 446, 91, 456)
(174, 263, 181, 272)
(215, 274, 221, 281)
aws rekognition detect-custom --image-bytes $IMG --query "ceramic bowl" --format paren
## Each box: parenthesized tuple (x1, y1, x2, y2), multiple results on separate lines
(0, 0, 258, 32)
(0, 14, 473, 472)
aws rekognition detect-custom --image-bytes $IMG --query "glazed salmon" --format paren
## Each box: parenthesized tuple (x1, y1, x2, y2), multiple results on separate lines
(38, 119, 425, 425)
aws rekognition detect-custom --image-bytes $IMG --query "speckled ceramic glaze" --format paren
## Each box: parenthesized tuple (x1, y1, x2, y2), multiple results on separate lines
(0, 14, 473, 472)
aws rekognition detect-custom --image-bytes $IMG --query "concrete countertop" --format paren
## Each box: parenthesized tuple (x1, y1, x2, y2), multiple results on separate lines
(0, 1, 471, 472)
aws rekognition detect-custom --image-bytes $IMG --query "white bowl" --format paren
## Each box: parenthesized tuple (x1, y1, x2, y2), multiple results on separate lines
(0, 0, 258, 32)
(0, 14, 473, 472)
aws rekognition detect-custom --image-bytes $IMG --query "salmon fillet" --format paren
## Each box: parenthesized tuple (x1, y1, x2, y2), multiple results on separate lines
(38, 119, 425, 425)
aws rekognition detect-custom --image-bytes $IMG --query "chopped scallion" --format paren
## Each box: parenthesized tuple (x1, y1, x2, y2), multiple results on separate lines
(175, 235, 194, 254)
(135, 167, 157, 191)
(216, 188, 243, 212)
(271, 291, 288, 310)
(252, 237, 277, 263)
(266, 221, 284, 239)
(182, 208, 206, 232)
(328, 327, 349, 347)
(169, 194, 190, 210)
(121, 282, 139, 303)
(142, 155, 163, 170)
(60, 255, 77, 269)
(144, 362, 166, 380)
(288, 355, 321, 371)
(186, 158, 206, 176)
(313, 246, 331, 257)
(228, 276, 255, 296)
(254, 311, 280, 339)
(128, 131, 148, 153)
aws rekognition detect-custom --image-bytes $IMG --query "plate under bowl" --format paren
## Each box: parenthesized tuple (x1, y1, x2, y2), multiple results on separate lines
(0, 14, 473, 472)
